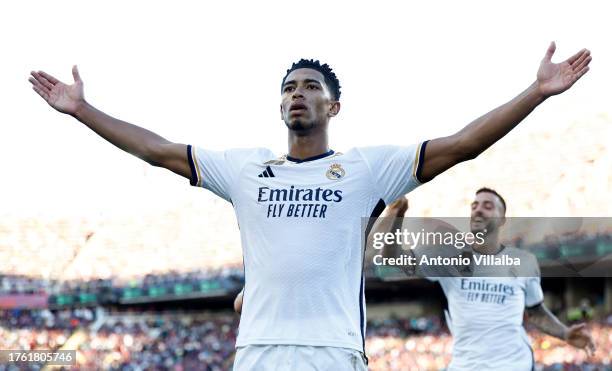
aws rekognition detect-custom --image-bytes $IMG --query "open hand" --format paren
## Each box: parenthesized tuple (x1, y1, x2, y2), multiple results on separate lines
(537, 42, 591, 98)
(29, 66, 84, 115)
(565, 323, 596, 356)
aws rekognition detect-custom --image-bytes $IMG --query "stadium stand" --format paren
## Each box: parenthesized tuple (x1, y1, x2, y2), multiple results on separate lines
(1, 310, 610, 370)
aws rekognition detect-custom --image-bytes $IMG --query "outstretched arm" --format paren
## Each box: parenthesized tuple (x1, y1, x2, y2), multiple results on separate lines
(419, 42, 592, 182)
(28, 66, 191, 178)
(526, 303, 595, 355)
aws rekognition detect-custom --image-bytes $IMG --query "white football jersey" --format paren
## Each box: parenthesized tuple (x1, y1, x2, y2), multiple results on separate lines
(187, 143, 427, 353)
(427, 247, 544, 371)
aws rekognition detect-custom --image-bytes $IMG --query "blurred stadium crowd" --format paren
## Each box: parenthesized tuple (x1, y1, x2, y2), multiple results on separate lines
(1, 213, 610, 370)
(1, 222, 609, 298)
(0, 309, 611, 370)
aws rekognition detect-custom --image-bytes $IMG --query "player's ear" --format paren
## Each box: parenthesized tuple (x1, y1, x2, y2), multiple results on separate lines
(280, 104, 284, 120)
(499, 215, 507, 227)
(328, 101, 341, 117)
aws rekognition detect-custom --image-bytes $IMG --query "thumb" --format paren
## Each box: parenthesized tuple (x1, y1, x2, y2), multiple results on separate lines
(72, 65, 82, 83)
(543, 41, 556, 62)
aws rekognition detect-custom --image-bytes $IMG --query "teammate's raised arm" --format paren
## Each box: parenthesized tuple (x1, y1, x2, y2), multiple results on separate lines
(371, 197, 409, 260)
(28, 66, 191, 179)
(525, 303, 596, 356)
(365, 197, 415, 276)
(419, 42, 592, 182)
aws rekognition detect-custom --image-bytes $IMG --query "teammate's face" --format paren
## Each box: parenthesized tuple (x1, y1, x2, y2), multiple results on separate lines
(470, 192, 505, 234)
(280, 68, 340, 132)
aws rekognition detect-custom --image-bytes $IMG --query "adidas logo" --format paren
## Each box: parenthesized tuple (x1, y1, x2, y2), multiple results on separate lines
(258, 166, 275, 178)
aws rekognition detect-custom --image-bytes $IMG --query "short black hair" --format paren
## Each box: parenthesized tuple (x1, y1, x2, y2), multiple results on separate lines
(282, 59, 341, 100)
(476, 187, 507, 214)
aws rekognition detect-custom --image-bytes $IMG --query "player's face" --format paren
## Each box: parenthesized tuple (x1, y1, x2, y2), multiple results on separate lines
(470, 192, 505, 234)
(280, 68, 339, 132)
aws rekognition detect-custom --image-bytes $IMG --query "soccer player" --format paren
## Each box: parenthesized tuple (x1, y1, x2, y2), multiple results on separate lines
(29, 43, 591, 370)
(376, 192, 595, 370)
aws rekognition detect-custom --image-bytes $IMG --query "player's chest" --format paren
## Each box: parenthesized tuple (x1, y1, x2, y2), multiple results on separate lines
(450, 278, 526, 307)
(232, 161, 374, 218)
(237, 161, 373, 195)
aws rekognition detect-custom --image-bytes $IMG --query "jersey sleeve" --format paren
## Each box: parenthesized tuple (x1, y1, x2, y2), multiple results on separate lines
(524, 255, 544, 307)
(357, 142, 429, 204)
(187, 145, 263, 202)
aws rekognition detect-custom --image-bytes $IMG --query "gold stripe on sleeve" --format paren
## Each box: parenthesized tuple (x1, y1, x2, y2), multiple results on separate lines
(412, 141, 423, 181)
(192, 146, 203, 187)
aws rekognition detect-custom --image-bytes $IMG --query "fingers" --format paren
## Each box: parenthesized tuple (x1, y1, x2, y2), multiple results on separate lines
(571, 323, 595, 356)
(567, 48, 588, 65)
(573, 66, 590, 82)
(72, 65, 82, 83)
(573, 53, 592, 72)
(38, 70, 60, 85)
(587, 337, 596, 356)
(31, 84, 50, 101)
(28, 74, 50, 96)
(543, 41, 556, 61)
(582, 331, 596, 357)
(30, 71, 54, 90)
(570, 50, 590, 68)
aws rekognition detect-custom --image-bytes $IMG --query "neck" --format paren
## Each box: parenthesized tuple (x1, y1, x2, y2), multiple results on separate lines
(287, 128, 329, 160)
(472, 232, 502, 255)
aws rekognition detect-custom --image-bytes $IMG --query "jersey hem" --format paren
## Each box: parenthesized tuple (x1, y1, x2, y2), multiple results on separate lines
(525, 300, 544, 309)
(235, 338, 363, 353)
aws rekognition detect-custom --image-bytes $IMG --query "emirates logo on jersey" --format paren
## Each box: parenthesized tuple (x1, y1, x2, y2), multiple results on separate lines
(326, 163, 345, 180)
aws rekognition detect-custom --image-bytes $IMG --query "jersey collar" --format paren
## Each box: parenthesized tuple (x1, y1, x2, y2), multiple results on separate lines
(285, 149, 335, 163)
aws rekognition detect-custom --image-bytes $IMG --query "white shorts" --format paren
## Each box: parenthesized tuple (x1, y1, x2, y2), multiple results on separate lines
(233, 345, 368, 371)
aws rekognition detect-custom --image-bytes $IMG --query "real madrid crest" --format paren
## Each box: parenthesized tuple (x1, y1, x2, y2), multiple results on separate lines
(326, 163, 345, 180)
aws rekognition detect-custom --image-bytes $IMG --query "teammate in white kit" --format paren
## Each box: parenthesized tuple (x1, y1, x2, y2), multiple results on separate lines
(377, 192, 595, 370)
(29, 43, 592, 370)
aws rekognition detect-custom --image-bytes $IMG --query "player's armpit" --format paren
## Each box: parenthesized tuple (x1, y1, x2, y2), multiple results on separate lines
(147, 142, 191, 179)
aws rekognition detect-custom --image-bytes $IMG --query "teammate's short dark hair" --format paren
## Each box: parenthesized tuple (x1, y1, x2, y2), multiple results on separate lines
(476, 187, 507, 214)
(282, 59, 341, 101)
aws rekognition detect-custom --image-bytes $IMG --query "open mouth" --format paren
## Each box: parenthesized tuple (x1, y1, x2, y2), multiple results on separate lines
(290, 103, 307, 111)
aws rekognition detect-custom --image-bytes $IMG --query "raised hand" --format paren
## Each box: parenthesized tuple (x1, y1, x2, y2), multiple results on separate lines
(564, 323, 596, 356)
(537, 42, 592, 98)
(29, 66, 84, 115)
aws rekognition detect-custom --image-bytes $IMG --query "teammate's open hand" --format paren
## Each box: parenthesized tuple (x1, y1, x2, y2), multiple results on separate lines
(564, 323, 596, 356)
(536, 42, 591, 98)
(29, 66, 84, 115)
